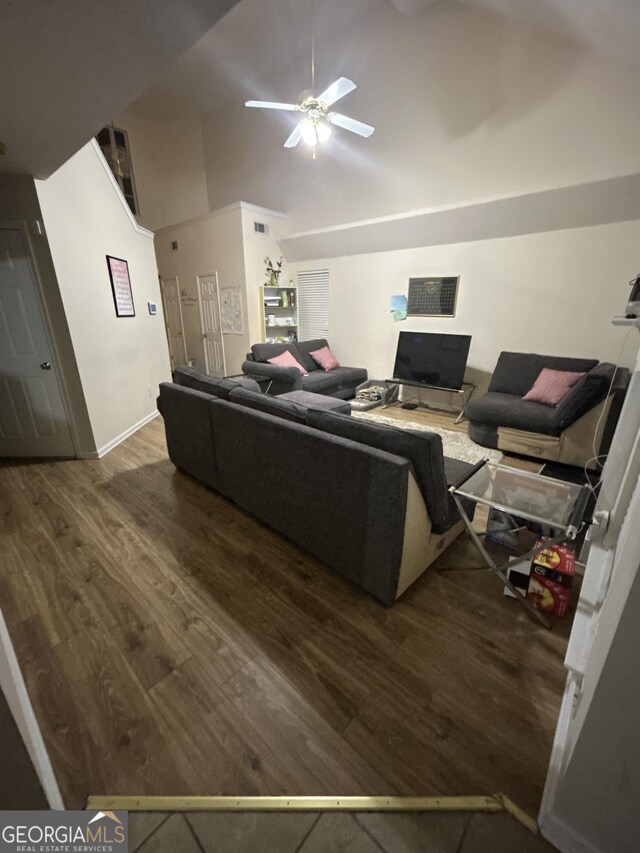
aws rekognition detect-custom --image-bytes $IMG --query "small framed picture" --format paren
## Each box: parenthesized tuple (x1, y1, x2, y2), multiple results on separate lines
(106, 255, 135, 317)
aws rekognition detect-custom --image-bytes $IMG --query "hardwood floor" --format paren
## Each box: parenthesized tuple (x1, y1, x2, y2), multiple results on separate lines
(0, 416, 572, 813)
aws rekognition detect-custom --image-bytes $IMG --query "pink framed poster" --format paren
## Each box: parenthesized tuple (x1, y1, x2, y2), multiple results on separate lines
(106, 255, 135, 317)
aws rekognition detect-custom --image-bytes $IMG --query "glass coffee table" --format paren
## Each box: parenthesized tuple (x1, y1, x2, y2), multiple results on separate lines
(450, 460, 591, 628)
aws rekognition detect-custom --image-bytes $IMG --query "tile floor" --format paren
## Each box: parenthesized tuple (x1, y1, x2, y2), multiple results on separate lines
(129, 810, 559, 852)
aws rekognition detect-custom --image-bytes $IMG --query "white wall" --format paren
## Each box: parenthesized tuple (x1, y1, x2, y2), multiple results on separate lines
(240, 205, 291, 346)
(546, 507, 640, 852)
(36, 142, 172, 455)
(116, 109, 210, 232)
(201, 1, 640, 232)
(155, 204, 249, 375)
(287, 220, 640, 388)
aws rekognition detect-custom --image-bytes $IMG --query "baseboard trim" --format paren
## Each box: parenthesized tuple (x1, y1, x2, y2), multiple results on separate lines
(78, 411, 159, 459)
(540, 810, 605, 853)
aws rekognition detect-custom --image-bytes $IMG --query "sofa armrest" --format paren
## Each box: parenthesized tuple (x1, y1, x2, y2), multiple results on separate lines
(241, 360, 303, 394)
(555, 362, 615, 429)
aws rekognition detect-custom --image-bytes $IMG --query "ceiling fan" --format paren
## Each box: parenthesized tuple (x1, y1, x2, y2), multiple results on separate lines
(245, 76, 375, 151)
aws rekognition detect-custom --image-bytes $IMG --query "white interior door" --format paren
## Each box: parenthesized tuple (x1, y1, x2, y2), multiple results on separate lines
(197, 273, 226, 378)
(0, 228, 74, 458)
(159, 276, 187, 371)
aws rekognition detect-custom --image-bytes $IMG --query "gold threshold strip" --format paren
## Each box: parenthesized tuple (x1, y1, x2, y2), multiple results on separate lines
(86, 794, 539, 834)
(87, 795, 502, 814)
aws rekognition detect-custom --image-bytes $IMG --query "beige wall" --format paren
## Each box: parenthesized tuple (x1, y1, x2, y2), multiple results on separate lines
(200, 2, 640, 232)
(116, 109, 209, 232)
(154, 204, 249, 375)
(35, 141, 172, 455)
(287, 220, 640, 390)
(240, 205, 291, 346)
(154, 202, 291, 375)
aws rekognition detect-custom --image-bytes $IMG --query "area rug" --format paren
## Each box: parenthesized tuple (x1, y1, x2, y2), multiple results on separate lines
(352, 410, 502, 465)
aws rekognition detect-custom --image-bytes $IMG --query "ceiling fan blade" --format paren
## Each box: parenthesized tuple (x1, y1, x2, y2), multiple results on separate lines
(245, 100, 299, 111)
(328, 113, 375, 138)
(317, 77, 357, 107)
(284, 122, 305, 148)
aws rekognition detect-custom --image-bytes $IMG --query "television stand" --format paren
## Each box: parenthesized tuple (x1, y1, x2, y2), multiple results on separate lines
(384, 378, 476, 424)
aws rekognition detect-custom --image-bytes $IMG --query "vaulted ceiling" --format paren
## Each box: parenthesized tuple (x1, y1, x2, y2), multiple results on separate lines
(0, 0, 239, 177)
(4, 0, 639, 178)
(129, 0, 640, 121)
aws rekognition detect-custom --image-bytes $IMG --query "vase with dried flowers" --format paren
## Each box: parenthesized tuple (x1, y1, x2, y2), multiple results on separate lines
(264, 255, 283, 287)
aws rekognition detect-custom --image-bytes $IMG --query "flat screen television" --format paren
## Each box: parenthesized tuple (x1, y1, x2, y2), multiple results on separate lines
(392, 332, 471, 390)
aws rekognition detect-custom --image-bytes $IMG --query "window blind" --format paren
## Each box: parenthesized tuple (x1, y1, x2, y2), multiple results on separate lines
(297, 269, 329, 341)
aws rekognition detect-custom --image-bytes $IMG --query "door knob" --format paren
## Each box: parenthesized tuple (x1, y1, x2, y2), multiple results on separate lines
(40, 362, 51, 370)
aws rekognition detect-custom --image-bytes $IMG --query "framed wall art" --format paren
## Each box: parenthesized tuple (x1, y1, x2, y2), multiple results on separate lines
(106, 255, 135, 317)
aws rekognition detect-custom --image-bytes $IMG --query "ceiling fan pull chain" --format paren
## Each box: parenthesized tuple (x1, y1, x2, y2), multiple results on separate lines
(311, 0, 316, 92)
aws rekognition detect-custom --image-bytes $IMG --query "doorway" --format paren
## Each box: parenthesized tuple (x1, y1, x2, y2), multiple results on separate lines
(197, 272, 226, 378)
(0, 226, 75, 458)
(159, 276, 187, 372)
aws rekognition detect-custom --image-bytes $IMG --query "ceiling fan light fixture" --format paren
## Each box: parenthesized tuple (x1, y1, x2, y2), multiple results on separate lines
(300, 118, 331, 146)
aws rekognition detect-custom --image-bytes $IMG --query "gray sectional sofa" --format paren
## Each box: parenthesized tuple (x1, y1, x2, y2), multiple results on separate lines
(158, 368, 473, 605)
(242, 339, 367, 398)
(466, 352, 628, 469)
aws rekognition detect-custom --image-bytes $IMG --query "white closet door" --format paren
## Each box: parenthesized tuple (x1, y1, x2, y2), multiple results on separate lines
(0, 228, 74, 457)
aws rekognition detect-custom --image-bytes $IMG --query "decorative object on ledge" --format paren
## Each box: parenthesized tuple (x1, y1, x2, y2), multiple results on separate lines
(106, 255, 135, 317)
(264, 255, 283, 286)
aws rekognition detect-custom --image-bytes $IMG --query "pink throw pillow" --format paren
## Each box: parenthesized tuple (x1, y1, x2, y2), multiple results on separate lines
(310, 345, 340, 371)
(522, 368, 586, 406)
(267, 350, 308, 375)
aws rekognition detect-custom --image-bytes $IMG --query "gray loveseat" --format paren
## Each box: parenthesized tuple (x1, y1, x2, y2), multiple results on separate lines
(158, 370, 473, 605)
(466, 351, 628, 469)
(242, 339, 367, 398)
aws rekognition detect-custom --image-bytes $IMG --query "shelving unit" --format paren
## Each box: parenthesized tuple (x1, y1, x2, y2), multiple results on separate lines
(259, 284, 298, 343)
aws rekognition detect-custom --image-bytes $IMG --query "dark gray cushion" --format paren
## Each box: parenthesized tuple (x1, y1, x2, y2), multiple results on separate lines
(211, 401, 410, 604)
(294, 339, 329, 372)
(301, 366, 368, 395)
(306, 409, 451, 533)
(326, 366, 368, 387)
(279, 391, 352, 414)
(301, 371, 341, 393)
(250, 342, 301, 366)
(467, 420, 498, 449)
(489, 352, 599, 397)
(554, 363, 615, 428)
(157, 383, 218, 487)
(466, 392, 561, 434)
(241, 360, 303, 393)
(228, 386, 308, 424)
(174, 365, 260, 398)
